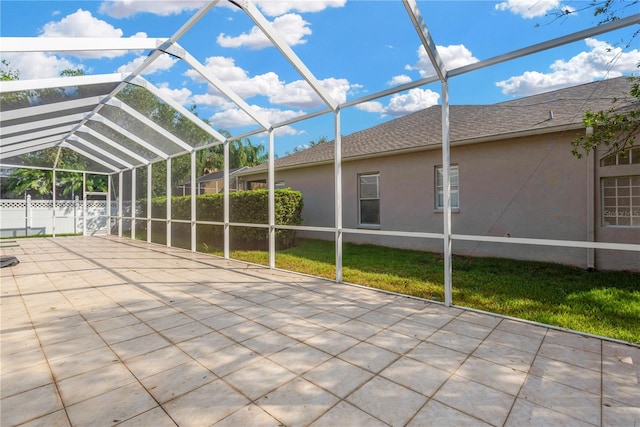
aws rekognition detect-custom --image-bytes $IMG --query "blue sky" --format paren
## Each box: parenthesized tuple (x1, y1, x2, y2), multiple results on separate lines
(1, 0, 639, 156)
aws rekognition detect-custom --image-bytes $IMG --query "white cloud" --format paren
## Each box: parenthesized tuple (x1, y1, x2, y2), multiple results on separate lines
(356, 88, 440, 117)
(269, 77, 352, 108)
(406, 44, 479, 78)
(116, 53, 178, 75)
(186, 55, 355, 109)
(383, 88, 440, 116)
(192, 93, 235, 109)
(496, 38, 640, 96)
(186, 56, 283, 99)
(41, 9, 123, 37)
(209, 105, 304, 131)
(39, 9, 143, 59)
(356, 101, 385, 113)
(254, 0, 346, 17)
(217, 13, 311, 49)
(494, 0, 560, 18)
(156, 82, 193, 106)
(99, 0, 206, 18)
(1, 52, 80, 80)
(388, 74, 412, 86)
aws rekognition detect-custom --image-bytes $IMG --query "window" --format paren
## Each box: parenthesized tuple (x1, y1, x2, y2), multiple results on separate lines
(359, 173, 380, 226)
(600, 148, 640, 166)
(602, 176, 640, 227)
(435, 165, 459, 210)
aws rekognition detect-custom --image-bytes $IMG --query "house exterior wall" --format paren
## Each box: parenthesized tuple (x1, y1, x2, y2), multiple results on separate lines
(241, 131, 639, 271)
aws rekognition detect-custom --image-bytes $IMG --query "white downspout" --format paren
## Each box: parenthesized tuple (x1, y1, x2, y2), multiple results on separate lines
(586, 127, 595, 270)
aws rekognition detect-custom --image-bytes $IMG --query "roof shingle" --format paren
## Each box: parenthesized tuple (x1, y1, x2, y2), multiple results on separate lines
(243, 77, 637, 173)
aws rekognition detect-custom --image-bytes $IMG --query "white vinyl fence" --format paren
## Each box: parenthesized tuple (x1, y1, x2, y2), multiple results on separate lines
(0, 196, 111, 238)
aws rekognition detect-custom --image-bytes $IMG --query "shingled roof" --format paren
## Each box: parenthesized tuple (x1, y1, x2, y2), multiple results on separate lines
(243, 77, 637, 173)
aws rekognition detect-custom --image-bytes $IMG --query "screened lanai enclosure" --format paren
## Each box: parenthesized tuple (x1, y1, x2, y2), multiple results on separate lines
(1, 0, 639, 310)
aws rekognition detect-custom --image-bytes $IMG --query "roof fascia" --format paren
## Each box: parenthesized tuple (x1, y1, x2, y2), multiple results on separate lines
(87, 115, 168, 160)
(0, 96, 102, 122)
(238, 123, 587, 175)
(77, 125, 150, 166)
(402, 0, 447, 81)
(106, 97, 193, 153)
(59, 142, 120, 172)
(237, 0, 338, 111)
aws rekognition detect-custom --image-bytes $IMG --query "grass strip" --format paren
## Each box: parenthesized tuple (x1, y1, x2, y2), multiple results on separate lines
(220, 239, 640, 344)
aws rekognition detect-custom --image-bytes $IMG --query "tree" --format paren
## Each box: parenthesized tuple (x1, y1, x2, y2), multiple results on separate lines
(571, 70, 639, 158)
(285, 136, 329, 155)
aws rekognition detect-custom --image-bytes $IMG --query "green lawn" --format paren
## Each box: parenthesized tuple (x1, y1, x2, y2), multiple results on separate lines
(218, 239, 640, 344)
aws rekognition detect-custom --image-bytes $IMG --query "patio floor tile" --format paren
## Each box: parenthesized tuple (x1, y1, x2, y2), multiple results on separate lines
(162, 380, 250, 427)
(347, 375, 428, 426)
(1, 236, 638, 427)
(407, 400, 492, 427)
(0, 384, 63, 426)
(303, 357, 374, 398)
(223, 357, 297, 400)
(433, 374, 516, 426)
(257, 377, 340, 427)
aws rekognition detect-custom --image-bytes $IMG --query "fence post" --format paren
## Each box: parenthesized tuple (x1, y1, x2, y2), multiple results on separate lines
(25, 194, 31, 236)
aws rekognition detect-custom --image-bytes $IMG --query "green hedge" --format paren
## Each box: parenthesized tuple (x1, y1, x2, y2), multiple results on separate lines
(139, 189, 303, 249)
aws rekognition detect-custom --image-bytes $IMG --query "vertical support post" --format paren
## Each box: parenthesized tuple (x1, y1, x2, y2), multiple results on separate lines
(131, 167, 137, 241)
(118, 171, 123, 238)
(586, 127, 595, 270)
(82, 173, 87, 236)
(166, 157, 172, 248)
(191, 151, 197, 252)
(268, 129, 276, 269)
(107, 174, 112, 236)
(74, 195, 78, 234)
(224, 140, 230, 259)
(441, 80, 453, 306)
(52, 169, 57, 237)
(25, 194, 31, 235)
(147, 164, 152, 243)
(334, 109, 343, 283)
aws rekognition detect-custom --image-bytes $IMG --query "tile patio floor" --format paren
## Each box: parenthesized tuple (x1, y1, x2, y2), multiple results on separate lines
(1, 236, 638, 427)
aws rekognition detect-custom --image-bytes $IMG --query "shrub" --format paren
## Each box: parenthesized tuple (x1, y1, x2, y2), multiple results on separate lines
(138, 189, 303, 249)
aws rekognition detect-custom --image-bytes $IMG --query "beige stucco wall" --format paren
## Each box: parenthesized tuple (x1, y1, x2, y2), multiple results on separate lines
(242, 132, 639, 271)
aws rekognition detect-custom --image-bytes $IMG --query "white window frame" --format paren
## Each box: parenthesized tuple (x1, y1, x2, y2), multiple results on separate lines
(600, 147, 640, 167)
(435, 165, 459, 211)
(358, 173, 380, 227)
(601, 175, 640, 228)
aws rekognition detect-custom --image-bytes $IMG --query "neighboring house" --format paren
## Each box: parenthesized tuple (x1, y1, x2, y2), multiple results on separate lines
(239, 78, 640, 271)
(176, 167, 248, 195)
